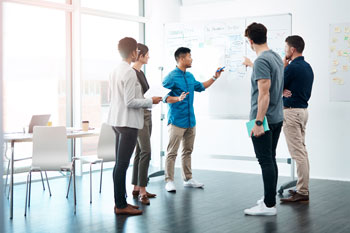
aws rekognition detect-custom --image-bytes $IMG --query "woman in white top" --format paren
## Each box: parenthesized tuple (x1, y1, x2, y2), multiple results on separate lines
(107, 37, 162, 215)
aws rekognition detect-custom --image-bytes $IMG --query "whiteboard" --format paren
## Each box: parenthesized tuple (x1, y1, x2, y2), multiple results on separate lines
(329, 23, 350, 102)
(164, 14, 292, 119)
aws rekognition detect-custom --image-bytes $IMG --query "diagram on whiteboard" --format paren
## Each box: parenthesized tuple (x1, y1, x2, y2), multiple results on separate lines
(164, 19, 246, 80)
(163, 14, 292, 118)
(329, 23, 350, 101)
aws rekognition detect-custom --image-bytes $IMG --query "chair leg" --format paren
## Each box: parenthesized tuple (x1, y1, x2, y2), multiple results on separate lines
(24, 173, 30, 216)
(40, 171, 46, 191)
(66, 172, 72, 198)
(6, 160, 10, 199)
(5, 160, 10, 191)
(73, 168, 77, 214)
(99, 162, 103, 194)
(28, 171, 32, 208)
(90, 163, 92, 204)
(45, 171, 52, 196)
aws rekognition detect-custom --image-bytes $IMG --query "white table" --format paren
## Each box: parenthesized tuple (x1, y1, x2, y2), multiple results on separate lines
(3, 129, 99, 219)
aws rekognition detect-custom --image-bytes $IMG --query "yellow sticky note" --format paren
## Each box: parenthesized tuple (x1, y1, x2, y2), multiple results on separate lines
(332, 38, 338, 43)
(332, 77, 344, 85)
(331, 68, 337, 74)
(333, 60, 339, 66)
(343, 65, 349, 71)
(330, 46, 336, 52)
(335, 27, 341, 33)
(345, 27, 350, 33)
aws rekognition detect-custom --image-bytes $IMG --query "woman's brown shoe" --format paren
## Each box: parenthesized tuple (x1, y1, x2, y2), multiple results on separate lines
(139, 194, 150, 205)
(114, 205, 143, 215)
(146, 192, 157, 198)
(132, 190, 140, 197)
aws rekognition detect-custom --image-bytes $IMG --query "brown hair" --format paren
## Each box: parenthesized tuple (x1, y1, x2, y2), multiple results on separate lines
(118, 37, 137, 59)
(137, 43, 149, 60)
(245, 22, 267, 45)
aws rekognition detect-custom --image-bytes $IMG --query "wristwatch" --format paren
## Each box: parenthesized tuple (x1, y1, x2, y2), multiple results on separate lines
(255, 120, 263, 126)
(212, 75, 217, 81)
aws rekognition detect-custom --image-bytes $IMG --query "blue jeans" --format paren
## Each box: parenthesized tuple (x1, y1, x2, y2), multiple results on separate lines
(251, 122, 283, 207)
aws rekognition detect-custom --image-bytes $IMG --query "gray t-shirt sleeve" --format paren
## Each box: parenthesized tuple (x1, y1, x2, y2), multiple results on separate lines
(253, 58, 271, 81)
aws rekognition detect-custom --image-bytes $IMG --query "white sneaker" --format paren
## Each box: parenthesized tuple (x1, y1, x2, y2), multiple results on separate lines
(257, 196, 264, 205)
(244, 201, 277, 216)
(183, 179, 204, 188)
(165, 181, 176, 192)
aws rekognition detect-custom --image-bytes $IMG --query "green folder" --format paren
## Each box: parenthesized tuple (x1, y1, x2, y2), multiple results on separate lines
(246, 116, 270, 137)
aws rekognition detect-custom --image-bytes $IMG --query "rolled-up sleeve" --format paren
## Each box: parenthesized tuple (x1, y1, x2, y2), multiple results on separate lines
(194, 79, 205, 92)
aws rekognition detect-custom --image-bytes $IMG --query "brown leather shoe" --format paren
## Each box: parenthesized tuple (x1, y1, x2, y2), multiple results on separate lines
(280, 193, 309, 203)
(114, 205, 143, 215)
(128, 203, 139, 209)
(139, 194, 150, 205)
(146, 192, 156, 198)
(288, 189, 297, 195)
(115, 204, 139, 210)
(132, 190, 140, 197)
(133, 190, 156, 198)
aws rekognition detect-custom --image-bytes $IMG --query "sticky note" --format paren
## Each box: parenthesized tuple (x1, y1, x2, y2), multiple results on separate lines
(332, 37, 338, 43)
(333, 60, 339, 66)
(335, 27, 341, 33)
(345, 27, 350, 33)
(343, 65, 349, 71)
(338, 50, 343, 56)
(331, 68, 337, 74)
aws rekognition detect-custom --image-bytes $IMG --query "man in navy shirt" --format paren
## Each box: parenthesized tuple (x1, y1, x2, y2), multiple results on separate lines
(280, 35, 314, 203)
(162, 47, 224, 192)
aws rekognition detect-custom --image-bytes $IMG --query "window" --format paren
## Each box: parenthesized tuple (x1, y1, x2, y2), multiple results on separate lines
(80, 14, 142, 156)
(81, 0, 141, 16)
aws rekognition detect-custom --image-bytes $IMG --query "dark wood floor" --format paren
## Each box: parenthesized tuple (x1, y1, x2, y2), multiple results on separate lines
(3, 168, 350, 233)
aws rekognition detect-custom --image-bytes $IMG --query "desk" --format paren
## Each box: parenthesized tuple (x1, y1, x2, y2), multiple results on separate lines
(3, 129, 99, 219)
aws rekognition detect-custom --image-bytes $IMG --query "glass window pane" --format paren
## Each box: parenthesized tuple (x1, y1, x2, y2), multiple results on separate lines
(81, 14, 141, 156)
(81, 0, 141, 16)
(3, 3, 67, 162)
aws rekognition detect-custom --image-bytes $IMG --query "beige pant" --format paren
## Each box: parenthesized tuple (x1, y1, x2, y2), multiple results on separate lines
(165, 124, 196, 182)
(283, 108, 310, 195)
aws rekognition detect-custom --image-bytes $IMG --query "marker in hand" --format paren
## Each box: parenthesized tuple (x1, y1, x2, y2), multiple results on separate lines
(216, 66, 225, 72)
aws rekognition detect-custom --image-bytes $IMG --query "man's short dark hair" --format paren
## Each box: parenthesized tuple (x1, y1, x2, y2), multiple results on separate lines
(285, 35, 305, 53)
(118, 37, 137, 59)
(174, 47, 191, 62)
(245, 22, 267, 45)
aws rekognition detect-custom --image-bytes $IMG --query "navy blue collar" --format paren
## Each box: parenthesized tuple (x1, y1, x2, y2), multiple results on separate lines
(291, 56, 304, 63)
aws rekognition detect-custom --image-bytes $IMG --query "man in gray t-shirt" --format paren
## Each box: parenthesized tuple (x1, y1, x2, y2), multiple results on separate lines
(242, 23, 284, 216)
(250, 50, 284, 123)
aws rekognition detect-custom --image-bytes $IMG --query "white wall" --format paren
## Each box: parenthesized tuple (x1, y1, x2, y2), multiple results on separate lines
(147, 0, 350, 181)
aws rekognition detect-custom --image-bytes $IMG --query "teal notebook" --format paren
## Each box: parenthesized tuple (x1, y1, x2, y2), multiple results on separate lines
(246, 116, 270, 137)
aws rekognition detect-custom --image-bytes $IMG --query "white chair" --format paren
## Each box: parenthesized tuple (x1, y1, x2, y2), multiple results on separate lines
(66, 123, 116, 203)
(24, 126, 77, 216)
(3, 142, 49, 199)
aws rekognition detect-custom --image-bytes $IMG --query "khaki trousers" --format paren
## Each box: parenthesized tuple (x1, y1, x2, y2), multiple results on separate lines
(165, 124, 196, 182)
(132, 110, 152, 187)
(283, 108, 310, 195)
